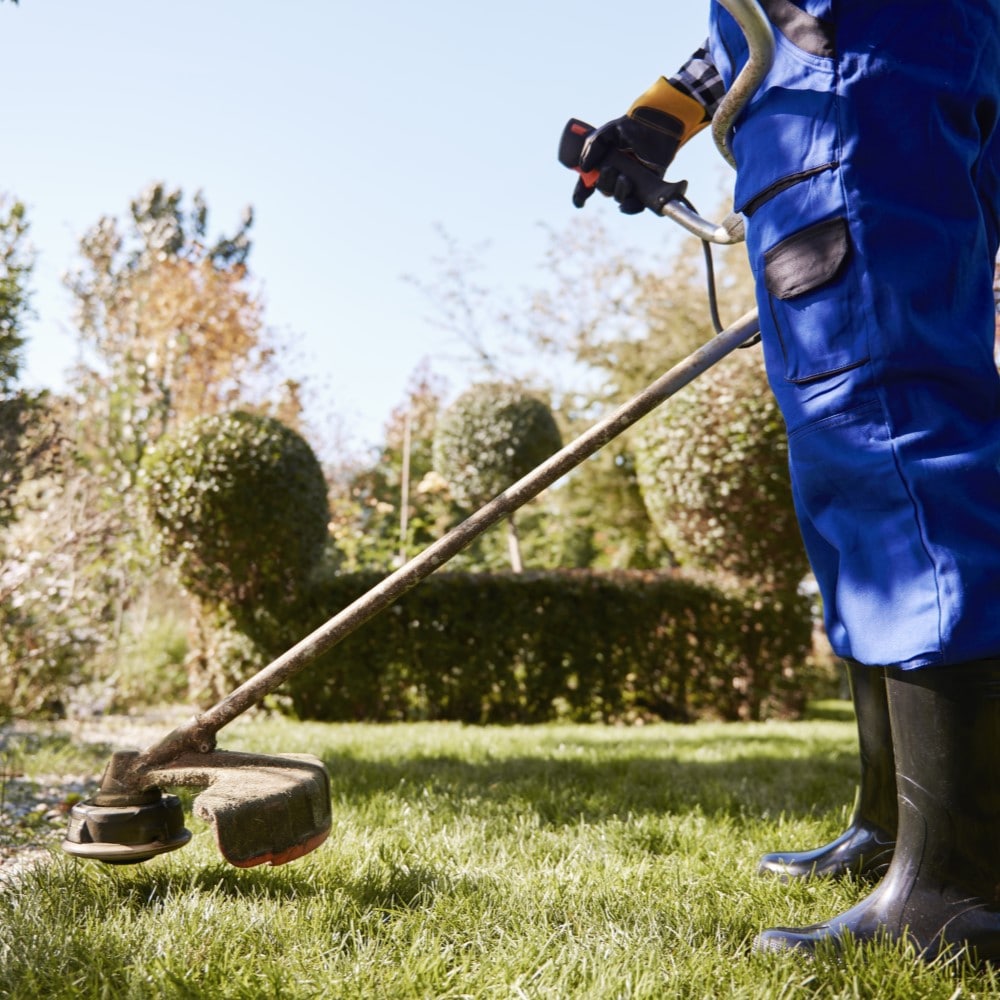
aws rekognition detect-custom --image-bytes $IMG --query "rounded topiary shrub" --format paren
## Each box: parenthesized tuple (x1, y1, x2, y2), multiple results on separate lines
(432, 382, 562, 507)
(139, 410, 330, 609)
(633, 348, 808, 593)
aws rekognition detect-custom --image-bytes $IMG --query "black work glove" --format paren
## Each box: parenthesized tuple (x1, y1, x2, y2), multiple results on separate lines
(572, 78, 710, 214)
(572, 114, 682, 213)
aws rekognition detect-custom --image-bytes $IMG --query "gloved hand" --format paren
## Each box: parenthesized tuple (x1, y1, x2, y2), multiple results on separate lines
(573, 77, 709, 214)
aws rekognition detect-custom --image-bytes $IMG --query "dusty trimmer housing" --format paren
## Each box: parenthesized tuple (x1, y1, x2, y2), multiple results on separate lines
(63, 745, 332, 867)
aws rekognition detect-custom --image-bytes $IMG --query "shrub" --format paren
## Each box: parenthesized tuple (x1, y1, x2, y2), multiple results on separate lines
(139, 410, 330, 611)
(633, 348, 808, 594)
(432, 382, 562, 507)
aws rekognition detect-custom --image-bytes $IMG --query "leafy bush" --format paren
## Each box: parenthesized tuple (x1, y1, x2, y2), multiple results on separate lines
(432, 382, 562, 507)
(139, 410, 330, 611)
(0, 468, 120, 720)
(0, 569, 99, 720)
(633, 348, 808, 593)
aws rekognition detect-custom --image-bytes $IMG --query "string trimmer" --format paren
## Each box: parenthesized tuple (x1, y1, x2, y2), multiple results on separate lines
(62, 0, 774, 870)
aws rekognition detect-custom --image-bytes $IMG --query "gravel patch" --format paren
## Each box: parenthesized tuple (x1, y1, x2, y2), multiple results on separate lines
(0, 773, 91, 882)
(0, 708, 195, 884)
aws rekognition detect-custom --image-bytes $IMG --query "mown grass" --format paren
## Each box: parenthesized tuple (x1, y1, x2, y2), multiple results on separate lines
(2, 711, 999, 999)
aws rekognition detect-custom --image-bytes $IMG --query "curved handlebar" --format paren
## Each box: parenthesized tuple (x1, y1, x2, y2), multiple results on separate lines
(674, 0, 774, 241)
(712, 0, 774, 167)
(712, 0, 775, 169)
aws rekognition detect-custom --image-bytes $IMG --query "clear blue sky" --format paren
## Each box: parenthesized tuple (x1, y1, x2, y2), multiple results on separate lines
(7, 1, 730, 453)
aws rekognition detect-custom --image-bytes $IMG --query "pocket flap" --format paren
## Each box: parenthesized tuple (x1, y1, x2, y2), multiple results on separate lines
(764, 217, 849, 301)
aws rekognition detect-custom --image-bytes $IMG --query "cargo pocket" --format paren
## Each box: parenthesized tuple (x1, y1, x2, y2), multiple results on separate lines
(763, 216, 869, 384)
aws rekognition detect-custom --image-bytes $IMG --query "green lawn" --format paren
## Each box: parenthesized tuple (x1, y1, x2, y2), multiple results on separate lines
(2, 712, 998, 999)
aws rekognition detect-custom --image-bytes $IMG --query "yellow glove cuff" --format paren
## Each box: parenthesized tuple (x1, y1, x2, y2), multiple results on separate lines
(627, 77, 711, 147)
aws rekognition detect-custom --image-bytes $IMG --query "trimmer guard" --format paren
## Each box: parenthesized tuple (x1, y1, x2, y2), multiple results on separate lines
(148, 750, 332, 868)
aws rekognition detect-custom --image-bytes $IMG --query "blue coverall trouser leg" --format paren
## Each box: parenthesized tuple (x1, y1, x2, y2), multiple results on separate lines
(710, 0, 1000, 669)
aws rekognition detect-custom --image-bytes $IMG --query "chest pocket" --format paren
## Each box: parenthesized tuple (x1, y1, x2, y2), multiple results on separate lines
(760, 0, 835, 59)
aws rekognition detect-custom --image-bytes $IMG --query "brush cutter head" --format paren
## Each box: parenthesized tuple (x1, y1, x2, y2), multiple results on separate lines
(62, 749, 332, 869)
(62, 788, 193, 864)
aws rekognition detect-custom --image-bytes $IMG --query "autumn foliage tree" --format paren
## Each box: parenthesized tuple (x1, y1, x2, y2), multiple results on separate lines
(2, 184, 313, 714)
(67, 183, 303, 476)
(0, 197, 49, 531)
(57, 186, 301, 628)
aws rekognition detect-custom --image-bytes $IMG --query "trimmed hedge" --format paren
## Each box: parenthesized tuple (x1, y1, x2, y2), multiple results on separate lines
(242, 569, 816, 723)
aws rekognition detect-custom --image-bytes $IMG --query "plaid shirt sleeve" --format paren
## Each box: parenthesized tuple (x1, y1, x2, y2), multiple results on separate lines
(668, 41, 725, 120)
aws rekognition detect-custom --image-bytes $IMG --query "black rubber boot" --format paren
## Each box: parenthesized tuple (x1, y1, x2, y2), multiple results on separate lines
(756, 659, 1000, 962)
(757, 661, 896, 881)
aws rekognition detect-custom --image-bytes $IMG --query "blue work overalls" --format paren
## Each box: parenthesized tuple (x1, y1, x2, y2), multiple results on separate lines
(708, 0, 1000, 667)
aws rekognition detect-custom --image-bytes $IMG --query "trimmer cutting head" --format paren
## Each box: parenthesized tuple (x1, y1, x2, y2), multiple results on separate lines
(62, 748, 332, 868)
(62, 788, 192, 864)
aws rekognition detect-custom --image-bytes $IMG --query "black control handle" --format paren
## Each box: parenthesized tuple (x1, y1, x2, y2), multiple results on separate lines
(558, 118, 689, 214)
